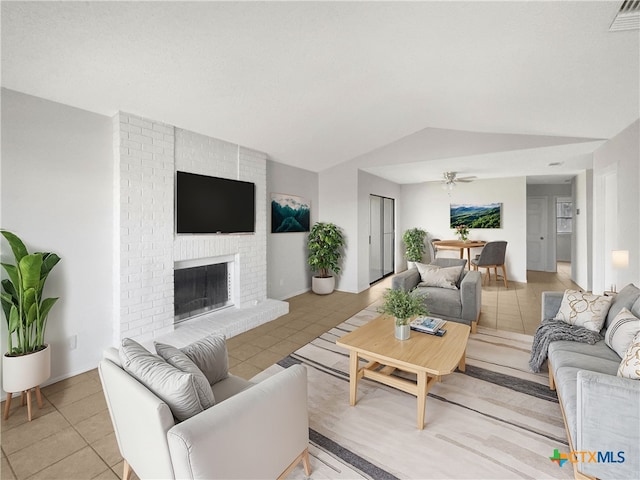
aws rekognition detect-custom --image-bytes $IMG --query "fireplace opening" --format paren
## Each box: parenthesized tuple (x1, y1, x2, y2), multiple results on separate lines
(174, 262, 232, 323)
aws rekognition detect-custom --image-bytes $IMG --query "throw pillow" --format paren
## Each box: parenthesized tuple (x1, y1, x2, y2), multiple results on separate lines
(605, 308, 640, 358)
(155, 342, 216, 408)
(605, 283, 640, 328)
(119, 338, 204, 421)
(617, 331, 640, 380)
(553, 289, 613, 332)
(415, 263, 460, 290)
(180, 334, 229, 385)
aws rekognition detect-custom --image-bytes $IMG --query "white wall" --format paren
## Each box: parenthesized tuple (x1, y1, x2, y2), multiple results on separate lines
(593, 119, 640, 291)
(319, 167, 402, 293)
(1, 89, 114, 386)
(267, 160, 318, 299)
(401, 177, 528, 283)
(318, 165, 359, 292)
(573, 170, 592, 291)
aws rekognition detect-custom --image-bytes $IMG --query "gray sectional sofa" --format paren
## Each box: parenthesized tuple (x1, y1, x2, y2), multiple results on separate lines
(391, 258, 482, 333)
(544, 284, 640, 480)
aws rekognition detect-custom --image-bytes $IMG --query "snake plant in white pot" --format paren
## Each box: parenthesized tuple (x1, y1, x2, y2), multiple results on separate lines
(1, 230, 61, 420)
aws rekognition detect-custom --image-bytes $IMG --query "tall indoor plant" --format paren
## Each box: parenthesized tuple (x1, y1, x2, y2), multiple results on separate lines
(307, 222, 345, 294)
(378, 288, 428, 340)
(1, 230, 61, 420)
(402, 228, 427, 268)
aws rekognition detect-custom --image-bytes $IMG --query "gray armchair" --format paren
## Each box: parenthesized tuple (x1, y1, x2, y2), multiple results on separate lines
(99, 347, 311, 479)
(470, 241, 508, 288)
(392, 258, 482, 333)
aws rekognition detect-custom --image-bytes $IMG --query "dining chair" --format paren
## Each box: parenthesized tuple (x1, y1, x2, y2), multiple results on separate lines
(427, 237, 440, 262)
(470, 241, 508, 288)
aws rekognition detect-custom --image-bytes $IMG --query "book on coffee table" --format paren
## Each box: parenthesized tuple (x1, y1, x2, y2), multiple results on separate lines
(410, 326, 447, 336)
(410, 316, 446, 333)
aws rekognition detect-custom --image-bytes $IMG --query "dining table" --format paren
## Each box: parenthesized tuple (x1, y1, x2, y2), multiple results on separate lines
(432, 240, 486, 266)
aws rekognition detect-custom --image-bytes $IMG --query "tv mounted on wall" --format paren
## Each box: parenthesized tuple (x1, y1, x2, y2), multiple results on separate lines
(176, 171, 256, 234)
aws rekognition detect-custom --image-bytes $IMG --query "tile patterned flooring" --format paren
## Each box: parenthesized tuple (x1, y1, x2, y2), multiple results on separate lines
(1, 265, 578, 480)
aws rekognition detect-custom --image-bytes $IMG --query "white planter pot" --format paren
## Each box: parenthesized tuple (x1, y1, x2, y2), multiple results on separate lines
(395, 323, 411, 341)
(3, 344, 51, 393)
(407, 261, 417, 270)
(312, 276, 335, 295)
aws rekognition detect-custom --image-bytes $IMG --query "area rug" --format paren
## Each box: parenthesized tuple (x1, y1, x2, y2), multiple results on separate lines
(255, 304, 574, 479)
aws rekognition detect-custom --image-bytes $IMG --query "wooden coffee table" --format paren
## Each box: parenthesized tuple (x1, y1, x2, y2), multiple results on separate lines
(336, 315, 470, 429)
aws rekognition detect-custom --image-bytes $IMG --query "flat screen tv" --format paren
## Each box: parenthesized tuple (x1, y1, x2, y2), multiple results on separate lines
(176, 171, 255, 234)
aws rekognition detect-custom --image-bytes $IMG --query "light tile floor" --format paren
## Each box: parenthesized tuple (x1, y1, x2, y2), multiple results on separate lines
(1, 266, 578, 480)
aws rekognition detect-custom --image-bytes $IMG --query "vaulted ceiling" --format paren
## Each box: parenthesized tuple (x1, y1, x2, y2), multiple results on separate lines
(2, 1, 638, 183)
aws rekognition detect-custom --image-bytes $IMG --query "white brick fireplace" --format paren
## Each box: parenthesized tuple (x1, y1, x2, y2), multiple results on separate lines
(113, 112, 287, 346)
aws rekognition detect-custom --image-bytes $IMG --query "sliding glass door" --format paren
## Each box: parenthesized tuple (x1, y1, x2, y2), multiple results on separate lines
(369, 195, 395, 284)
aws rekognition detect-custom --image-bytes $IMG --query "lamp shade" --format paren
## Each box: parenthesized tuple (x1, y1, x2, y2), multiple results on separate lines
(612, 250, 629, 269)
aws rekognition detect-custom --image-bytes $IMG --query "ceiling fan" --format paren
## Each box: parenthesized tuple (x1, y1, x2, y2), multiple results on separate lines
(442, 172, 476, 190)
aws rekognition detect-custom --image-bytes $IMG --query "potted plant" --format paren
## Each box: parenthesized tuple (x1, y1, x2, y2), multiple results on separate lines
(307, 222, 345, 295)
(402, 228, 427, 269)
(1, 230, 61, 421)
(378, 288, 428, 340)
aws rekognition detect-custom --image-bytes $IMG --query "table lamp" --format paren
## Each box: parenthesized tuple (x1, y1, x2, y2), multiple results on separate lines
(611, 250, 629, 293)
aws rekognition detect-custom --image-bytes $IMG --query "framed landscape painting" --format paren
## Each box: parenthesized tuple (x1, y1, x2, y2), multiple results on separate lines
(450, 203, 501, 228)
(271, 193, 311, 233)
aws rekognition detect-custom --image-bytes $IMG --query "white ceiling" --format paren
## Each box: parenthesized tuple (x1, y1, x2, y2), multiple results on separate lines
(2, 1, 639, 184)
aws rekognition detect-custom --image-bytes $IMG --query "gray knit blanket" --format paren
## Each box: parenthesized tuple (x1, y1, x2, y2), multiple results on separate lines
(529, 318, 602, 373)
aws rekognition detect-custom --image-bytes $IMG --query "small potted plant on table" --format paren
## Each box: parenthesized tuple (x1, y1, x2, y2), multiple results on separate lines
(1, 230, 61, 421)
(378, 289, 428, 340)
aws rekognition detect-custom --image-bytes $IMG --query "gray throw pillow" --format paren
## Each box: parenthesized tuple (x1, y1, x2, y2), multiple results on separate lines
(119, 338, 204, 422)
(415, 263, 460, 290)
(155, 342, 216, 408)
(180, 334, 229, 385)
(605, 308, 640, 358)
(606, 284, 640, 329)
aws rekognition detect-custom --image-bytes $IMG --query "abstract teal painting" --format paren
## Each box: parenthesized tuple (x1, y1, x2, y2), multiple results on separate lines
(271, 193, 310, 233)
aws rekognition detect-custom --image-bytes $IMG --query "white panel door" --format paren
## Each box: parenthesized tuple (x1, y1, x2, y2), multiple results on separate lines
(527, 196, 548, 271)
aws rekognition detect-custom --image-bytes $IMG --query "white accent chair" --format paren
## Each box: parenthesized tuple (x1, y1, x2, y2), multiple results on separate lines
(99, 348, 311, 479)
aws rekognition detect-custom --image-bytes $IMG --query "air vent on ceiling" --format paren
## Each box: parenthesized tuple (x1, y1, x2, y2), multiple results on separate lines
(610, 0, 640, 31)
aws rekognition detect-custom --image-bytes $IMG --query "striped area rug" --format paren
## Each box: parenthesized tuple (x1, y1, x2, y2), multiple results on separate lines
(255, 306, 573, 479)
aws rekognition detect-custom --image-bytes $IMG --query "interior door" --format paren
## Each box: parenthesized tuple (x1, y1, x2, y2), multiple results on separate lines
(382, 197, 394, 278)
(527, 196, 548, 271)
(369, 195, 395, 284)
(369, 195, 383, 283)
